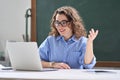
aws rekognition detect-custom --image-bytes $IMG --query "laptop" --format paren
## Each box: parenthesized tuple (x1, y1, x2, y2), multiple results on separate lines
(6, 41, 57, 71)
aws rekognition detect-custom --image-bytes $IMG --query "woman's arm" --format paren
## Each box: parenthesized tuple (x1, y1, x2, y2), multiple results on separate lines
(84, 28, 98, 64)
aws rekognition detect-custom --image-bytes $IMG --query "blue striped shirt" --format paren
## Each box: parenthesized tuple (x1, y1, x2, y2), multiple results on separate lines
(39, 35, 96, 69)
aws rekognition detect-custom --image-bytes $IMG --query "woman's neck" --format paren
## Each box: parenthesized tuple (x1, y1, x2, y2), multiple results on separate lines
(64, 33, 73, 41)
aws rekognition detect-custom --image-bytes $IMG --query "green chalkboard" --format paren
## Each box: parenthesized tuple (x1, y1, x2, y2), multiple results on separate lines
(36, 0, 120, 61)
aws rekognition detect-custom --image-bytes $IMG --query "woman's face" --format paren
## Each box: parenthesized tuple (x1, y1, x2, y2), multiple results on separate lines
(54, 14, 73, 39)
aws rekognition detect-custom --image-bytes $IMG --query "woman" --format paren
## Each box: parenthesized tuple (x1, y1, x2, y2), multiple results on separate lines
(39, 6, 98, 69)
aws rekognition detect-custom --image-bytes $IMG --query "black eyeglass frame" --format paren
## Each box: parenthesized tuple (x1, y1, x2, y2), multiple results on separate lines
(54, 20, 70, 27)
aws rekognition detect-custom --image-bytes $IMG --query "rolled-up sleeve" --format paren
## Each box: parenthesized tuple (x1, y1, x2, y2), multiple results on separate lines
(83, 56, 96, 69)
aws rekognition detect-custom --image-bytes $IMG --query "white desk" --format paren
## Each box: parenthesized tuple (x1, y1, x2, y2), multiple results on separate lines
(0, 69, 120, 80)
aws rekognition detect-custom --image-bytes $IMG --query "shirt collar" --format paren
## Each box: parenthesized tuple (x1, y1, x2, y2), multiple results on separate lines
(56, 35, 78, 42)
(56, 36, 62, 40)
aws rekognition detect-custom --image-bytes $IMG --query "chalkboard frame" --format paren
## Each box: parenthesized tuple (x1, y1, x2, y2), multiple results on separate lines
(31, 0, 120, 67)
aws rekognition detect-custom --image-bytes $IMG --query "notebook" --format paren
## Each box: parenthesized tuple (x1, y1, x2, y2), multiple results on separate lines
(6, 41, 57, 71)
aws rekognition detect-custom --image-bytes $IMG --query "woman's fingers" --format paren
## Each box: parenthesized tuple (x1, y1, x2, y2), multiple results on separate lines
(53, 62, 71, 69)
(88, 28, 99, 41)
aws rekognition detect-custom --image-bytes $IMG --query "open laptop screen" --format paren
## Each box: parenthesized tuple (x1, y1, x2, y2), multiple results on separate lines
(6, 41, 43, 71)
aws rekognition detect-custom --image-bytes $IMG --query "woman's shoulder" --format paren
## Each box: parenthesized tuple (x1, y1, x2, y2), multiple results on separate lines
(46, 35, 58, 41)
(80, 36, 87, 39)
(41, 36, 55, 45)
(79, 36, 87, 42)
(46, 35, 62, 42)
(46, 35, 55, 39)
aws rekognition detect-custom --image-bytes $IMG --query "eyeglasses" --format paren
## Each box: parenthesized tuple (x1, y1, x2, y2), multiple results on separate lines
(54, 20, 70, 27)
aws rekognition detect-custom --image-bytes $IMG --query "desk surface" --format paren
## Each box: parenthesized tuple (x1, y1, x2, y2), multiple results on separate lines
(0, 69, 120, 80)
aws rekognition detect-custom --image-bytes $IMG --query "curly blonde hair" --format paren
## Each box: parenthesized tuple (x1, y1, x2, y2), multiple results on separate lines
(49, 6, 87, 39)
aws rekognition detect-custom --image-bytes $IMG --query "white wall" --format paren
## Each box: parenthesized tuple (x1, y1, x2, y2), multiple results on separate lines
(0, 0, 31, 66)
(0, 0, 31, 41)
